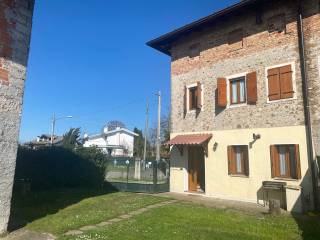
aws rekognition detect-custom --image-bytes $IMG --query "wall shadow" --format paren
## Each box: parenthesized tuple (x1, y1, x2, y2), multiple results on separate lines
(256, 167, 320, 239)
(8, 185, 117, 232)
(7, 146, 118, 232)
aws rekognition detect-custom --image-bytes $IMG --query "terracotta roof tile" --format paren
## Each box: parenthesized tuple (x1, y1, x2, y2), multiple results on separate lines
(164, 134, 212, 146)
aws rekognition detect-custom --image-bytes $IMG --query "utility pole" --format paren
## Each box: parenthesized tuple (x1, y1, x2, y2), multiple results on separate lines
(51, 113, 56, 145)
(50, 113, 73, 146)
(156, 91, 161, 161)
(153, 91, 161, 192)
(143, 99, 149, 167)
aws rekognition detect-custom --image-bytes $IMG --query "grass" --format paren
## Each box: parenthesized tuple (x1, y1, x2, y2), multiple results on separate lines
(60, 202, 320, 240)
(10, 189, 320, 240)
(10, 189, 167, 235)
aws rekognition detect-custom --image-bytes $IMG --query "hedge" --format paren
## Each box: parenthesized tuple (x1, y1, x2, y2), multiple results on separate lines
(15, 146, 106, 190)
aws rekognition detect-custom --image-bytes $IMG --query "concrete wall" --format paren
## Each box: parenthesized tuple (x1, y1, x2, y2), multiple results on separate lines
(170, 126, 314, 212)
(0, 0, 35, 234)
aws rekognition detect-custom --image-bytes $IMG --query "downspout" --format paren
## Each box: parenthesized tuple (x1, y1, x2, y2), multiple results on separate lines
(297, 0, 319, 210)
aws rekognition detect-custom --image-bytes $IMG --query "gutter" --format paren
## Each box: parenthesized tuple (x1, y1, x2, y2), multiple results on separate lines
(297, 0, 319, 210)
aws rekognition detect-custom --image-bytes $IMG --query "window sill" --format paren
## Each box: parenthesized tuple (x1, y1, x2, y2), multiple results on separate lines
(229, 174, 249, 178)
(187, 109, 203, 114)
(267, 97, 296, 104)
(273, 177, 300, 182)
(227, 103, 247, 109)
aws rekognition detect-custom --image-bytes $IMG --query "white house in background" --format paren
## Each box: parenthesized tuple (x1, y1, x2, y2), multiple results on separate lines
(83, 126, 138, 157)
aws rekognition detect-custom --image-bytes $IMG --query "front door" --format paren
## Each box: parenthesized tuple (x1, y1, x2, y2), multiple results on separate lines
(188, 146, 205, 192)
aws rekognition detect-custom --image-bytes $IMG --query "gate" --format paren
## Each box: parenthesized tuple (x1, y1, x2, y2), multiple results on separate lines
(105, 158, 170, 193)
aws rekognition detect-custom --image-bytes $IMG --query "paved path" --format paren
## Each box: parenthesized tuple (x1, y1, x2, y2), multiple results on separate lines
(0, 230, 55, 240)
(64, 199, 178, 236)
(158, 192, 269, 214)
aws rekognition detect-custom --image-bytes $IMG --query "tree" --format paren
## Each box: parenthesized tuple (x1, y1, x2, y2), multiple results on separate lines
(133, 127, 144, 159)
(106, 120, 125, 131)
(160, 114, 170, 159)
(62, 128, 81, 149)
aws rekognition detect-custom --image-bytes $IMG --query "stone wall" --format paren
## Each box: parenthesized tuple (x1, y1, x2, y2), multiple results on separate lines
(303, 1, 320, 155)
(0, 0, 34, 234)
(170, 0, 320, 154)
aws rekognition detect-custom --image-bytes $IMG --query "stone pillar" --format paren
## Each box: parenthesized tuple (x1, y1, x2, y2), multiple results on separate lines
(134, 159, 141, 180)
(0, 0, 35, 234)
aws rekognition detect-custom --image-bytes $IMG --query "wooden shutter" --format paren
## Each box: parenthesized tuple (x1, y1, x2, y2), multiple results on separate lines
(246, 72, 257, 104)
(183, 86, 187, 117)
(295, 144, 301, 179)
(243, 146, 249, 176)
(197, 81, 202, 109)
(270, 145, 278, 178)
(227, 146, 235, 175)
(217, 78, 227, 107)
(279, 65, 294, 99)
(267, 68, 280, 101)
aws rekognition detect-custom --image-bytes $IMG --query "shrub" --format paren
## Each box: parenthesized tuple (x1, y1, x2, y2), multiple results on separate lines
(15, 146, 107, 190)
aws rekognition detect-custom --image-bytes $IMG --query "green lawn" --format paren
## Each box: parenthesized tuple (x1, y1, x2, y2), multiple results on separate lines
(61, 203, 320, 240)
(10, 189, 167, 235)
(10, 189, 320, 240)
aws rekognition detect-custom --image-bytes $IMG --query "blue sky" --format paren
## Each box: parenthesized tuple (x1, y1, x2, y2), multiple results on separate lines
(20, 0, 239, 142)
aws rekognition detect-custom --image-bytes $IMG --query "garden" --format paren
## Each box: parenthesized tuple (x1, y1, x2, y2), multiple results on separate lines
(6, 146, 320, 240)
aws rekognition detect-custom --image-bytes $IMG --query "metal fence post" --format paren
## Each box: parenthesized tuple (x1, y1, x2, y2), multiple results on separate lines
(126, 159, 130, 192)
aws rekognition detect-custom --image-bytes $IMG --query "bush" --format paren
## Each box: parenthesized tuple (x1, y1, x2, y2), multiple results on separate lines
(15, 146, 107, 190)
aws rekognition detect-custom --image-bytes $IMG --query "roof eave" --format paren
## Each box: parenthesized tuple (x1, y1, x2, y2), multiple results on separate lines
(147, 0, 260, 56)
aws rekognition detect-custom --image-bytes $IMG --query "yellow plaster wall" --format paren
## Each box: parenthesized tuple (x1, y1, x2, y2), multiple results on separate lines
(170, 125, 314, 211)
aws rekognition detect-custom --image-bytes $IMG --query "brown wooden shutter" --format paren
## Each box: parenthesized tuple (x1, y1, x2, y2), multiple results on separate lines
(227, 146, 235, 175)
(270, 145, 278, 178)
(246, 72, 257, 104)
(295, 144, 301, 179)
(243, 146, 249, 176)
(267, 68, 280, 101)
(183, 86, 187, 117)
(197, 81, 202, 109)
(217, 78, 227, 107)
(279, 65, 294, 99)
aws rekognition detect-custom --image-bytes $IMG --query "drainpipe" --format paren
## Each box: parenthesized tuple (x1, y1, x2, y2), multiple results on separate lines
(297, 0, 319, 210)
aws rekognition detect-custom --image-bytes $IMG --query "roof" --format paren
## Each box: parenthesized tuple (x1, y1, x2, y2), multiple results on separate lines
(106, 128, 139, 137)
(147, 0, 262, 55)
(87, 127, 138, 140)
(165, 134, 212, 146)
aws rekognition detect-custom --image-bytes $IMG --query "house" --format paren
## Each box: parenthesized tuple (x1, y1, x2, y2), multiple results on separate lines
(147, 0, 320, 212)
(83, 126, 138, 157)
(24, 134, 64, 149)
(0, 0, 35, 234)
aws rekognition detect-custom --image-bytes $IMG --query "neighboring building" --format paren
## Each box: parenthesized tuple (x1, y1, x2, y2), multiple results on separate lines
(83, 126, 138, 157)
(24, 134, 64, 149)
(148, 0, 320, 212)
(0, 0, 35, 234)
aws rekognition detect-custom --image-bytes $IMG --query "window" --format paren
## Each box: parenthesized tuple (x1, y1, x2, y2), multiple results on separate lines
(230, 77, 246, 104)
(270, 144, 301, 179)
(217, 72, 257, 108)
(189, 87, 198, 110)
(184, 82, 202, 115)
(227, 145, 249, 176)
(267, 64, 294, 101)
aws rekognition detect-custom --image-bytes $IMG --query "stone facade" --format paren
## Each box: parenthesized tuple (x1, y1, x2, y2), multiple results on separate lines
(147, 0, 320, 212)
(0, 0, 34, 234)
(170, 0, 320, 155)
